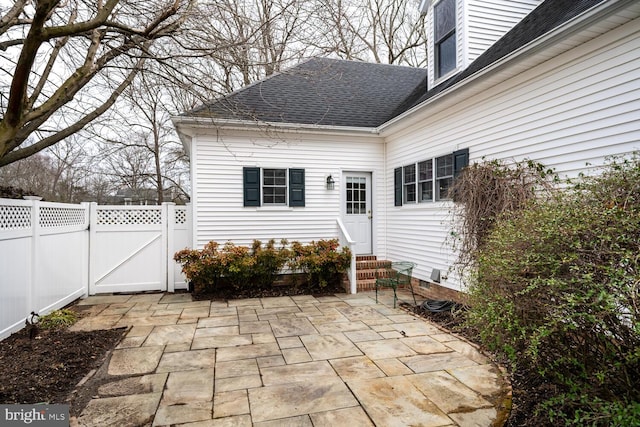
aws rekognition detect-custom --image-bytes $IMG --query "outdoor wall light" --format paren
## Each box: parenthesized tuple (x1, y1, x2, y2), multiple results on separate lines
(326, 175, 335, 190)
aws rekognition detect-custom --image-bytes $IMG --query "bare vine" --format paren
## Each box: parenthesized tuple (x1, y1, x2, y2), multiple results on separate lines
(449, 159, 557, 273)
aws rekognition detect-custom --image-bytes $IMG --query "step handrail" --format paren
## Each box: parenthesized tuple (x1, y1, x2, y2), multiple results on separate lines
(336, 218, 357, 294)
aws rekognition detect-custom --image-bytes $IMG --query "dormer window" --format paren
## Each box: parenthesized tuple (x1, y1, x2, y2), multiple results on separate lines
(434, 0, 456, 78)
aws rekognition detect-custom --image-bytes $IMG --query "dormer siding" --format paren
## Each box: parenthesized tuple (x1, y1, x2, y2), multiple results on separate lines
(424, 0, 542, 89)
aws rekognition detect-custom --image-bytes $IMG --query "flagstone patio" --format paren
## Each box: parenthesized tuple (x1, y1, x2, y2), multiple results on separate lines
(69, 290, 510, 427)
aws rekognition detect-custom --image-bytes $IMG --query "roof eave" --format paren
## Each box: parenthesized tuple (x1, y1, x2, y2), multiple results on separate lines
(171, 116, 380, 137)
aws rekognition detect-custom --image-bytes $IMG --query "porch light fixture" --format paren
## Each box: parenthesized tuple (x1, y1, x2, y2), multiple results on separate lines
(326, 175, 335, 190)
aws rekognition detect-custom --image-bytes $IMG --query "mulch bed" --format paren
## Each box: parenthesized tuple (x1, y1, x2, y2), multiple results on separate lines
(0, 326, 126, 405)
(192, 282, 347, 300)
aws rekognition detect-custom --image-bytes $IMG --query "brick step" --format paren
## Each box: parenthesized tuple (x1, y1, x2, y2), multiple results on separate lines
(356, 259, 392, 270)
(356, 255, 377, 262)
(356, 278, 377, 292)
(356, 268, 395, 280)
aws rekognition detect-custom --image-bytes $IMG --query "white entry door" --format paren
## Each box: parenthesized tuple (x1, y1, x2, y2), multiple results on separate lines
(343, 172, 372, 254)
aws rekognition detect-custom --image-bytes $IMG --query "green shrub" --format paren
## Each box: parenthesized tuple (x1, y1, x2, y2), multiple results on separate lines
(173, 239, 289, 293)
(39, 309, 78, 329)
(465, 155, 640, 425)
(289, 239, 351, 289)
(251, 239, 290, 286)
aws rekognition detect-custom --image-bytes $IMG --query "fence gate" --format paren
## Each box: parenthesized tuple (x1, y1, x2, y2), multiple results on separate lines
(89, 203, 190, 295)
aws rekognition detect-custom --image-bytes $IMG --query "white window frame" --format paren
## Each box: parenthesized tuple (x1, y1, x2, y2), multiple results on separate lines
(403, 164, 417, 203)
(418, 159, 434, 203)
(435, 154, 454, 201)
(434, 0, 457, 79)
(262, 168, 287, 206)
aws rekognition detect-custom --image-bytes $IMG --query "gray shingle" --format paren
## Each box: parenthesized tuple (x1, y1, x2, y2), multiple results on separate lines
(188, 58, 427, 127)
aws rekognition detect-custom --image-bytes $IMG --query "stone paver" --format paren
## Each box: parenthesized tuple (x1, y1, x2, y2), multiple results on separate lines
(408, 371, 493, 414)
(144, 324, 196, 346)
(108, 346, 163, 375)
(161, 368, 214, 405)
(310, 407, 374, 427)
(156, 349, 216, 372)
(260, 361, 336, 386)
(300, 333, 362, 360)
(269, 318, 317, 337)
(248, 377, 358, 422)
(97, 373, 168, 397)
(77, 393, 161, 427)
(75, 290, 509, 427)
(349, 376, 451, 427)
(214, 390, 250, 418)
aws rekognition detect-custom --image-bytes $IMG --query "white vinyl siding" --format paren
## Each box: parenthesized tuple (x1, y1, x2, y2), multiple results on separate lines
(385, 16, 640, 290)
(192, 131, 385, 251)
(467, 0, 542, 64)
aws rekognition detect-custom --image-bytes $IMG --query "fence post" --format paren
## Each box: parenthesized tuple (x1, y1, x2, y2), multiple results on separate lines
(161, 203, 170, 292)
(29, 200, 41, 313)
(165, 202, 176, 293)
(81, 202, 91, 298)
(88, 202, 98, 296)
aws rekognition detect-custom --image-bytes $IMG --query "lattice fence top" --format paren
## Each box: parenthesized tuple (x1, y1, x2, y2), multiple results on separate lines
(40, 206, 87, 228)
(97, 208, 162, 225)
(0, 204, 31, 230)
(175, 208, 187, 224)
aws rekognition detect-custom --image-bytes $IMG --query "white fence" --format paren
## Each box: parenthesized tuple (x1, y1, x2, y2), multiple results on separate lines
(0, 199, 191, 339)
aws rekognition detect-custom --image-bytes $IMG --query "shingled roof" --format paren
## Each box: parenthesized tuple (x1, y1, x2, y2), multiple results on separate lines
(187, 0, 607, 128)
(188, 58, 427, 128)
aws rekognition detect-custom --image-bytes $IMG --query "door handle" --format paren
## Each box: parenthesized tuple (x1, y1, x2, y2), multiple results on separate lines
(367, 210, 372, 220)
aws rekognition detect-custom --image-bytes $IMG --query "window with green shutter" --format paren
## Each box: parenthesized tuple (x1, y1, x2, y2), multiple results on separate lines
(243, 167, 306, 207)
(395, 148, 469, 205)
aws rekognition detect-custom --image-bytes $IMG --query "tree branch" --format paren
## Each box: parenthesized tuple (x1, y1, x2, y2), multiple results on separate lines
(0, 62, 144, 166)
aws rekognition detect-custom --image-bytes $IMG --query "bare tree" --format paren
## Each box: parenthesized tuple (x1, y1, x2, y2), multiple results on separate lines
(0, 136, 90, 202)
(0, 0, 196, 167)
(94, 74, 189, 204)
(190, 0, 315, 94)
(312, 0, 427, 66)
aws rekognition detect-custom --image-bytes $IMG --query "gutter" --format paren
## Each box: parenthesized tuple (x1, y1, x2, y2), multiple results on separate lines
(379, 0, 634, 134)
(171, 116, 380, 137)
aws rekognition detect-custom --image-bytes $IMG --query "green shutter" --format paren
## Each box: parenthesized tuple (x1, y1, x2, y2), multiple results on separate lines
(394, 167, 403, 206)
(243, 167, 260, 207)
(453, 148, 469, 178)
(289, 168, 305, 207)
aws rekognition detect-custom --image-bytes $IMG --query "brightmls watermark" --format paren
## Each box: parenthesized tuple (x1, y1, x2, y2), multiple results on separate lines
(0, 405, 68, 426)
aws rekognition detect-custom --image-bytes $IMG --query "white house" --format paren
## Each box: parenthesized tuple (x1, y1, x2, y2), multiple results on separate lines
(173, 0, 640, 298)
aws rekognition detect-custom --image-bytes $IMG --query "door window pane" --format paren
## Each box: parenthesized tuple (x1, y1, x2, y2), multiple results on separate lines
(346, 177, 367, 214)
